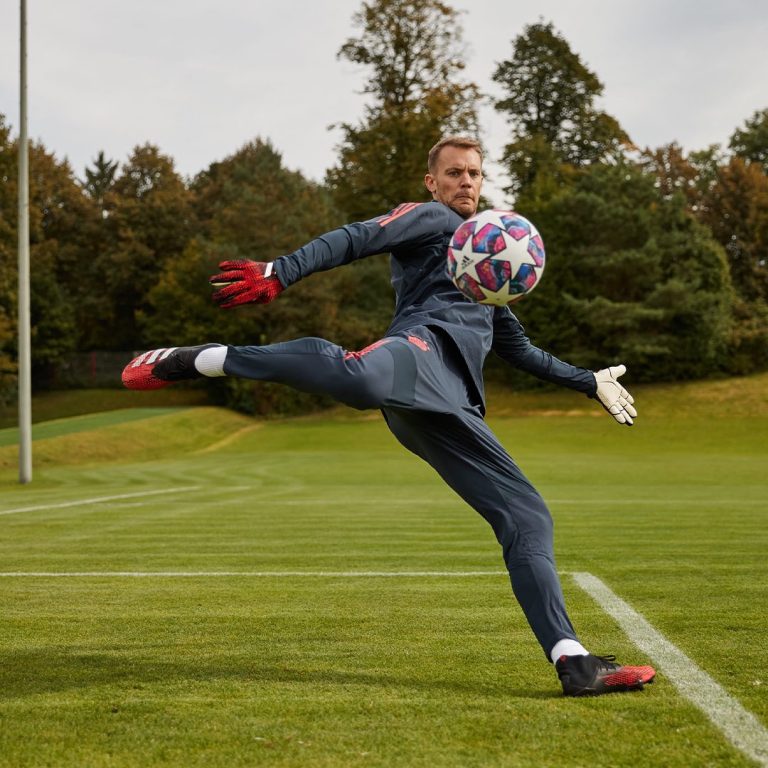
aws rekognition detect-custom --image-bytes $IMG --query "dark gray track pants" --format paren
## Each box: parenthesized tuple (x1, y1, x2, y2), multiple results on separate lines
(224, 328, 578, 656)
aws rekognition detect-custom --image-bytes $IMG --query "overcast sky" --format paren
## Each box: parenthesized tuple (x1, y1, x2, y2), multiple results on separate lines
(1, 0, 766, 206)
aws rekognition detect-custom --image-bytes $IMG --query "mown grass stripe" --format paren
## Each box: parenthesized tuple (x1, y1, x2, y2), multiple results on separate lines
(0, 570, 507, 578)
(0, 496, 765, 516)
(573, 571, 768, 768)
(0, 487, 201, 516)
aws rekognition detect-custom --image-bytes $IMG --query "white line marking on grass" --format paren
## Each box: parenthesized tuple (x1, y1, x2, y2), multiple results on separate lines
(550, 499, 767, 506)
(572, 571, 768, 768)
(0, 570, 507, 578)
(0, 487, 202, 517)
(260, 498, 767, 507)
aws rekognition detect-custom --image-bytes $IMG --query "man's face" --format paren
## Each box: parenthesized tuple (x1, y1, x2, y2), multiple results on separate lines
(424, 146, 483, 219)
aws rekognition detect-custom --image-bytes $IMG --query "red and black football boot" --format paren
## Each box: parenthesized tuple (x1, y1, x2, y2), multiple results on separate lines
(556, 654, 656, 697)
(122, 344, 221, 390)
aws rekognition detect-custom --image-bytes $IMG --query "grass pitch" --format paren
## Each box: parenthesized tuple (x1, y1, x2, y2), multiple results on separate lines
(0, 376, 766, 767)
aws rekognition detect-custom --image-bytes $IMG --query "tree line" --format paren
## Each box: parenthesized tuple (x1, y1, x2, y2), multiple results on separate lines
(1, 1, 766, 414)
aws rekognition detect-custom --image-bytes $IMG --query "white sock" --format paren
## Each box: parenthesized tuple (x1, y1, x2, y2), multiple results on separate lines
(194, 345, 227, 377)
(550, 639, 590, 664)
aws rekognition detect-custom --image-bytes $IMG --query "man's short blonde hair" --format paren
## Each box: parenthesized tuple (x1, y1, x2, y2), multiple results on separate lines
(427, 136, 484, 174)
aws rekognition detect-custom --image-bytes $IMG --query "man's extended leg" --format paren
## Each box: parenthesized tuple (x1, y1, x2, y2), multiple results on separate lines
(382, 406, 655, 694)
(222, 338, 402, 410)
(382, 406, 576, 655)
(123, 338, 413, 411)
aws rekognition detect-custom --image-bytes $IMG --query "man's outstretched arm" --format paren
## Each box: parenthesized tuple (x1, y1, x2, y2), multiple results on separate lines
(208, 202, 449, 308)
(491, 307, 637, 426)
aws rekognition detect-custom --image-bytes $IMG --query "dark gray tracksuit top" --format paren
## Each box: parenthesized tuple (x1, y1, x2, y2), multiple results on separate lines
(274, 201, 597, 414)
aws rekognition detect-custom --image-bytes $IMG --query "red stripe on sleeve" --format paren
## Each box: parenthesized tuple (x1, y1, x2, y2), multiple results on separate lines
(375, 202, 422, 227)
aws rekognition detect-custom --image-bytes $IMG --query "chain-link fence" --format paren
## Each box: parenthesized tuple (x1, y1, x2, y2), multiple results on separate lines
(53, 351, 135, 388)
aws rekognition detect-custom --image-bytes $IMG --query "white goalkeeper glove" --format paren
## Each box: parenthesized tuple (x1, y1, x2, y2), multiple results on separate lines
(593, 365, 637, 426)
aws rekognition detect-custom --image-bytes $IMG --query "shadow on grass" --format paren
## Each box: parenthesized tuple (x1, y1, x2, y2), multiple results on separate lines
(0, 644, 560, 702)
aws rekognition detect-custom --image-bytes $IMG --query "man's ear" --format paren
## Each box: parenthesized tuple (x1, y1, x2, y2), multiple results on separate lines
(424, 172, 437, 196)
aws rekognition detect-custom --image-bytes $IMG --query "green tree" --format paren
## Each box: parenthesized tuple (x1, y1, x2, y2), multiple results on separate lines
(82, 150, 118, 213)
(639, 142, 723, 216)
(327, 0, 481, 220)
(698, 157, 768, 372)
(75, 151, 121, 349)
(700, 157, 768, 303)
(729, 108, 768, 173)
(493, 21, 630, 201)
(193, 139, 339, 258)
(144, 141, 350, 414)
(508, 163, 732, 382)
(0, 115, 102, 391)
(28, 144, 100, 380)
(640, 139, 768, 374)
(94, 144, 193, 349)
(0, 116, 17, 401)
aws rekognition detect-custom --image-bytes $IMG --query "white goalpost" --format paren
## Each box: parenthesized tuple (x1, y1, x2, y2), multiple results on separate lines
(18, 0, 32, 484)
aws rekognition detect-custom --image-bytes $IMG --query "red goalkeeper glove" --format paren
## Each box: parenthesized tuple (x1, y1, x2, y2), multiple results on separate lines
(209, 260, 284, 308)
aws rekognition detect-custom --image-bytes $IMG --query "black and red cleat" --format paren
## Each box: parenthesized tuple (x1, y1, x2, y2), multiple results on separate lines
(556, 654, 656, 697)
(122, 345, 219, 390)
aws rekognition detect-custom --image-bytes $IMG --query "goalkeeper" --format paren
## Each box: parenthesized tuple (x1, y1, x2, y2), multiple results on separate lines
(123, 135, 654, 697)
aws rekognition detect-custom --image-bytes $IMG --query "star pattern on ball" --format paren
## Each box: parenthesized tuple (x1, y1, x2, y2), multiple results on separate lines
(447, 210, 546, 306)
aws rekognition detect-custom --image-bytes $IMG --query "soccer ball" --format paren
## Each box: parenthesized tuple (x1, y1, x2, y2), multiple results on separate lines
(447, 210, 545, 306)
